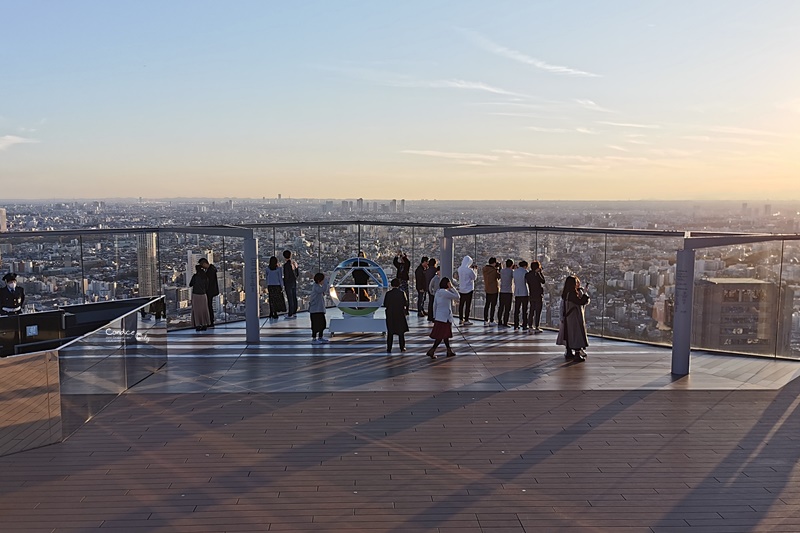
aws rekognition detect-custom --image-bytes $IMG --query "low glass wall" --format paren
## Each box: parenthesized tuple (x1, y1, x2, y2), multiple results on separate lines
(58, 297, 167, 437)
(0, 350, 61, 456)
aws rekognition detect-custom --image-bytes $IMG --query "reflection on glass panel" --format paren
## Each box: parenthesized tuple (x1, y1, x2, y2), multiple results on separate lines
(779, 240, 800, 359)
(536, 232, 605, 335)
(59, 301, 167, 437)
(693, 240, 784, 357)
(604, 235, 681, 345)
(0, 234, 85, 312)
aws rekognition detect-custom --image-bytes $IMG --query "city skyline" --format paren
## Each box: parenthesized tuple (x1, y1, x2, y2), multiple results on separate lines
(2, 1, 800, 200)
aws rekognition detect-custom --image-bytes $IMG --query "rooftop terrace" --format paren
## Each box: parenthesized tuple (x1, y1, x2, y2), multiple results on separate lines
(4, 314, 800, 532)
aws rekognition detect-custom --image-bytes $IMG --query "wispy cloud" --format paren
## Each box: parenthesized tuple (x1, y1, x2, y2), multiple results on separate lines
(401, 150, 500, 162)
(597, 121, 661, 129)
(320, 65, 530, 99)
(575, 127, 598, 135)
(706, 126, 780, 137)
(526, 126, 571, 133)
(405, 78, 530, 98)
(575, 99, 614, 113)
(606, 145, 629, 152)
(682, 135, 770, 146)
(0, 135, 39, 151)
(463, 29, 601, 78)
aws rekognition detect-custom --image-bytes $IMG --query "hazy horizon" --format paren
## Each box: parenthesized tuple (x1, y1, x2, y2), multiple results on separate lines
(2, 1, 799, 200)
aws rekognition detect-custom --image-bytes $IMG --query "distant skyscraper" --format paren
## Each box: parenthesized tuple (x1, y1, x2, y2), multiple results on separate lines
(137, 233, 159, 297)
(764, 204, 771, 216)
(400, 199, 405, 213)
(0, 208, 6, 232)
(390, 199, 397, 213)
(357, 198, 364, 212)
(341, 200, 349, 214)
(372, 202, 378, 213)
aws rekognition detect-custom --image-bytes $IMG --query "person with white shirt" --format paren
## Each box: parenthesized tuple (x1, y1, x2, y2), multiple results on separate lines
(512, 260, 530, 330)
(456, 255, 477, 325)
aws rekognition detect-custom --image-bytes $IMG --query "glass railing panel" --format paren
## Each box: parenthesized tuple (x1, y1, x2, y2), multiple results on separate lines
(473, 231, 539, 324)
(410, 226, 442, 311)
(58, 299, 166, 437)
(536, 231, 606, 336)
(271, 225, 321, 314)
(0, 233, 85, 312)
(218, 236, 245, 324)
(692, 240, 784, 357)
(80, 233, 141, 305)
(156, 231, 225, 330)
(603, 235, 681, 345)
(778, 240, 800, 359)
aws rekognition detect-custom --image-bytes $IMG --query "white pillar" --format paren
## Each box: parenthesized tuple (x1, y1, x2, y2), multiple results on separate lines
(671, 248, 695, 375)
(441, 235, 454, 280)
(243, 234, 260, 344)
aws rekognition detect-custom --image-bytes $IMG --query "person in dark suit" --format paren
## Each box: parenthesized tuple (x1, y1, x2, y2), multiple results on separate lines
(1, 273, 25, 315)
(384, 278, 409, 353)
(198, 258, 219, 327)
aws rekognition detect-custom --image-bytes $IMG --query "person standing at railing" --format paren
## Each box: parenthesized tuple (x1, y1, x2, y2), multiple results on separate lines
(414, 256, 429, 317)
(482, 257, 500, 325)
(526, 261, 546, 333)
(424, 258, 438, 322)
(456, 255, 477, 326)
(384, 278, 409, 353)
(189, 265, 211, 332)
(513, 260, 530, 330)
(1, 273, 25, 316)
(556, 275, 590, 362)
(265, 256, 286, 320)
(198, 258, 219, 328)
(282, 250, 299, 319)
(393, 251, 411, 315)
(497, 259, 515, 327)
(427, 277, 459, 359)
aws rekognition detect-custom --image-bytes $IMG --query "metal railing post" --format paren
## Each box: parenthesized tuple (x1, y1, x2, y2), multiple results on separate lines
(441, 234, 454, 280)
(243, 231, 260, 344)
(671, 246, 695, 375)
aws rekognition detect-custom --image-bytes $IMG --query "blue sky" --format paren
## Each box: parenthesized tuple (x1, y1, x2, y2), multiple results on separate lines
(1, 1, 799, 200)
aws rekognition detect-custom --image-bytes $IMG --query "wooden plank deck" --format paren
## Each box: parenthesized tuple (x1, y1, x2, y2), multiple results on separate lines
(3, 314, 800, 532)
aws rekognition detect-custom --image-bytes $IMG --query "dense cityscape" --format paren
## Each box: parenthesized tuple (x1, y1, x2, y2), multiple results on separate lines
(1, 199, 799, 357)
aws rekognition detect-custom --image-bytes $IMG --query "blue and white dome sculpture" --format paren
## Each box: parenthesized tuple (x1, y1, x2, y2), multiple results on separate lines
(328, 257, 389, 317)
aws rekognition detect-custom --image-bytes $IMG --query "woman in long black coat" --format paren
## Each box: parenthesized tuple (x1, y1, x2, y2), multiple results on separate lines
(556, 275, 590, 362)
(384, 278, 409, 353)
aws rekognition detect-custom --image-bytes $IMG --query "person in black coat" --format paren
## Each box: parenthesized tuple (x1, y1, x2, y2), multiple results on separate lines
(1, 273, 25, 315)
(199, 258, 219, 327)
(525, 261, 546, 333)
(414, 256, 429, 316)
(393, 252, 411, 314)
(384, 278, 409, 353)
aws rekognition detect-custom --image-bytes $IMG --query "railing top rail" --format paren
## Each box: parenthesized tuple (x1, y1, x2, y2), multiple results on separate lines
(443, 225, 687, 238)
(1, 221, 799, 242)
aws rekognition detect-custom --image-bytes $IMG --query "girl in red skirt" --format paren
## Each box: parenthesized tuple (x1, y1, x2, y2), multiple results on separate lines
(427, 277, 460, 359)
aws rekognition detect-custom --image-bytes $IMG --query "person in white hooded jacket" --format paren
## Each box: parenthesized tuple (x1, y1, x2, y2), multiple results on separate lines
(456, 255, 477, 325)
